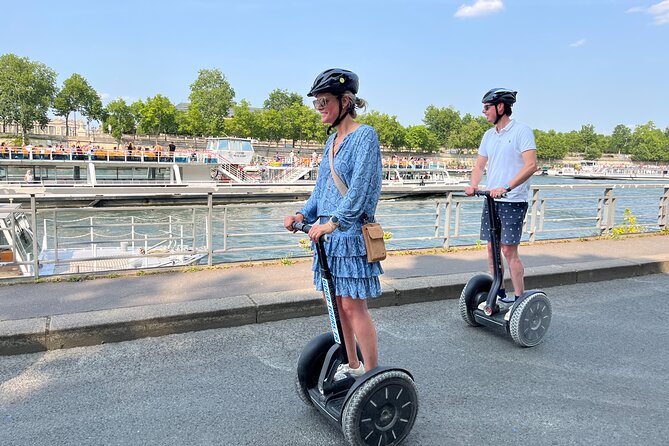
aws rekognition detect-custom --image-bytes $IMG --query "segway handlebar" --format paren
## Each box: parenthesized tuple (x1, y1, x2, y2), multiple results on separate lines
(474, 189, 507, 198)
(292, 221, 312, 233)
(292, 221, 330, 242)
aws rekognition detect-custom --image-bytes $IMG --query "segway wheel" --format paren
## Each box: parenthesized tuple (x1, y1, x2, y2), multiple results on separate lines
(458, 274, 492, 327)
(295, 333, 364, 406)
(295, 333, 336, 406)
(342, 370, 418, 446)
(510, 292, 552, 347)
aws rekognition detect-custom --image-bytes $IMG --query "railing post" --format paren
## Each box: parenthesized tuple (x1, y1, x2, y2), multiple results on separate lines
(597, 187, 615, 234)
(30, 194, 39, 279)
(528, 188, 539, 243)
(443, 193, 453, 249)
(658, 187, 669, 230)
(207, 192, 213, 266)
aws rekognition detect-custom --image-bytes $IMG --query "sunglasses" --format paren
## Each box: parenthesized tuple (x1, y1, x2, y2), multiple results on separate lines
(483, 104, 497, 111)
(312, 97, 331, 109)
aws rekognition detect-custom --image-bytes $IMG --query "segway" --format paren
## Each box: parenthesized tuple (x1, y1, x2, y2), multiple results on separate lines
(292, 222, 418, 446)
(459, 190, 552, 347)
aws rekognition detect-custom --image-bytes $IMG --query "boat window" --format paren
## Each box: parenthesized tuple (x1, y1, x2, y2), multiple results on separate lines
(206, 140, 215, 151)
(217, 140, 230, 151)
(241, 141, 253, 152)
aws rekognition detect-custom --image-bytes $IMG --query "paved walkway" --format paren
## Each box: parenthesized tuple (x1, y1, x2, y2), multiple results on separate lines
(1, 234, 669, 355)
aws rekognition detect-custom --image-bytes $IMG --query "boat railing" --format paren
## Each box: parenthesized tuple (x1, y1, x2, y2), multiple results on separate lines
(2, 183, 669, 280)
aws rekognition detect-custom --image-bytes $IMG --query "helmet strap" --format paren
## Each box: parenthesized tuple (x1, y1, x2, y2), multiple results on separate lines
(493, 103, 502, 125)
(327, 96, 348, 134)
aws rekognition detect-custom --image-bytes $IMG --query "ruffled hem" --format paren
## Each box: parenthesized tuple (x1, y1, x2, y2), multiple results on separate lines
(314, 273, 382, 299)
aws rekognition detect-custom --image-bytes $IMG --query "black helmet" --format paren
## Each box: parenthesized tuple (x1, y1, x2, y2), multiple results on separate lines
(482, 88, 517, 105)
(307, 68, 359, 97)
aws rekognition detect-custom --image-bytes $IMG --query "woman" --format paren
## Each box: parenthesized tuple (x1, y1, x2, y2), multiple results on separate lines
(283, 68, 383, 379)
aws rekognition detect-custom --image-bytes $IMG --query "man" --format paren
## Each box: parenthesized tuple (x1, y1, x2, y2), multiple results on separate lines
(465, 88, 537, 306)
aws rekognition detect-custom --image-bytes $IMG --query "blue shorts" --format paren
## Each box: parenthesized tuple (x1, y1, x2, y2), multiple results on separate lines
(479, 201, 528, 246)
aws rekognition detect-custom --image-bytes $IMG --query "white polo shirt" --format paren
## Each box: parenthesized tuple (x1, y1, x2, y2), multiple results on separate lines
(478, 119, 536, 202)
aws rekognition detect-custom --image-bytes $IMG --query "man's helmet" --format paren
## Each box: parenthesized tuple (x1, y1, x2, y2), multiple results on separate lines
(482, 88, 517, 105)
(307, 69, 359, 97)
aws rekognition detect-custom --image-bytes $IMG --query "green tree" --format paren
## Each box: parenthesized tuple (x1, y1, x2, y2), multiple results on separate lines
(225, 99, 256, 138)
(630, 121, 669, 162)
(534, 129, 568, 160)
(129, 100, 145, 137)
(423, 105, 462, 148)
(404, 125, 439, 152)
(103, 98, 135, 144)
(0, 53, 57, 144)
(263, 89, 303, 110)
(255, 108, 283, 143)
(139, 94, 178, 140)
(186, 68, 235, 136)
(357, 111, 405, 149)
(447, 115, 489, 151)
(609, 124, 632, 154)
(53, 73, 99, 136)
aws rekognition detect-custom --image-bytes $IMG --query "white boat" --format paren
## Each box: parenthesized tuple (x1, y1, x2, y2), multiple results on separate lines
(573, 164, 669, 181)
(0, 204, 206, 277)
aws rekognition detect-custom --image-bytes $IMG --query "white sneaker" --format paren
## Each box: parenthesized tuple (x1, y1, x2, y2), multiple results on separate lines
(334, 362, 365, 381)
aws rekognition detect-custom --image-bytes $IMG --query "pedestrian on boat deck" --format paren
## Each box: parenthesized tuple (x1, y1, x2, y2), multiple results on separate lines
(464, 88, 538, 307)
(283, 68, 383, 380)
(24, 169, 34, 183)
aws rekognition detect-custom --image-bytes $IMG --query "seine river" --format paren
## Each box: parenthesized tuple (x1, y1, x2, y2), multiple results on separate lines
(35, 174, 668, 267)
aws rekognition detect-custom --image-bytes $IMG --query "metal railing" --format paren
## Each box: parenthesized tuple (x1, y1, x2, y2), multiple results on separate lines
(1, 182, 668, 280)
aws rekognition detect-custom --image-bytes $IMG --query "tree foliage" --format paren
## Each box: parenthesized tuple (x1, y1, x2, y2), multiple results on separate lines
(357, 111, 405, 149)
(185, 68, 235, 136)
(263, 89, 303, 110)
(53, 73, 100, 136)
(133, 94, 178, 138)
(103, 98, 135, 142)
(404, 125, 439, 152)
(0, 53, 57, 143)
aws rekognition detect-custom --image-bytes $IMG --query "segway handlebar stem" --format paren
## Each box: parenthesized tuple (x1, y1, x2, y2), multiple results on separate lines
(474, 190, 505, 314)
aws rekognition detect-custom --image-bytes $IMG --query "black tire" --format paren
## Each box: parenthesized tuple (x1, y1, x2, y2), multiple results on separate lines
(459, 274, 492, 327)
(510, 292, 552, 347)
(342, 370, 418, 446)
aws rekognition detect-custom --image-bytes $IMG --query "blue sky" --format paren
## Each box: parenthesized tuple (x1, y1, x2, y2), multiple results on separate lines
(2, 0, 668, 134)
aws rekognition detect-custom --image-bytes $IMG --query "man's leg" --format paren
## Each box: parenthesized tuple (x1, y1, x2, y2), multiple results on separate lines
(501, 243, 524, 296)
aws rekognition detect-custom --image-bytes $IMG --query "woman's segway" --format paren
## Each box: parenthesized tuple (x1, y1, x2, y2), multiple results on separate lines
(459, 190, 552, 347)
(292, 222, 418, 446)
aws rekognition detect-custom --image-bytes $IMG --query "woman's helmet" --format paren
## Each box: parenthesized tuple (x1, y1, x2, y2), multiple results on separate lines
(307, 69, 359, 97)
(482, 88, 517, 105)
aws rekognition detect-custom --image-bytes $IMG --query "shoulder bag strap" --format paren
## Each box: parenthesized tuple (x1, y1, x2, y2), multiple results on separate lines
(328, 138, 348, 195)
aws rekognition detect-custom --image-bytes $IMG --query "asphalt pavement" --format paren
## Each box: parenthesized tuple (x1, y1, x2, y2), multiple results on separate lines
(1, 275, 667, 445)
(1, 234, 669, 355)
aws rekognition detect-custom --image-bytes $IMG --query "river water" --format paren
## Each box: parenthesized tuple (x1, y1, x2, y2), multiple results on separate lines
(35, 175, 669, 267)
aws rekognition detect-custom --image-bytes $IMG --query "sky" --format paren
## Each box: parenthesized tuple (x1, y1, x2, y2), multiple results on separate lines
(2, 0, 668, 135)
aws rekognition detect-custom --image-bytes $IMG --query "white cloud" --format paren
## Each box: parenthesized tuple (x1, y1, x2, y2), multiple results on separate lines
(626, 0, 669, 25)
(454, 0, 503, 18)
(569, 39, 586, 47)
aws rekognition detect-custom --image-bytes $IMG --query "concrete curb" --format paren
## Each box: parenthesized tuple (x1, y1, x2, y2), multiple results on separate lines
(2, 257, 669, 356)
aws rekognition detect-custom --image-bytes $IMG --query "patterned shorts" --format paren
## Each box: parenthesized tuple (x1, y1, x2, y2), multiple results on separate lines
(479, 201, 528, 246)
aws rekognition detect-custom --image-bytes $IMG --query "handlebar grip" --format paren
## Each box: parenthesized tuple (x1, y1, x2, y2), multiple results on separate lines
(292, 221, 312, 233)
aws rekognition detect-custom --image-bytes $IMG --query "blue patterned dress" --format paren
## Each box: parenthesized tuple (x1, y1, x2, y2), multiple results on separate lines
(297, 124, 383, 299)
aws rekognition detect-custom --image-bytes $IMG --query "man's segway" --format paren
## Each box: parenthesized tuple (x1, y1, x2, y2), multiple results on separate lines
(292, 222, 418, 446)
(459, 190, 552, 347)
